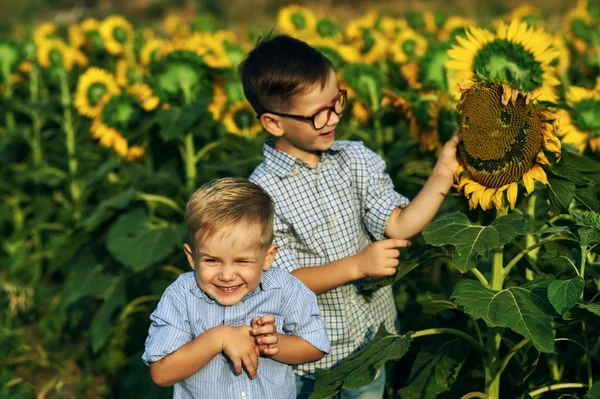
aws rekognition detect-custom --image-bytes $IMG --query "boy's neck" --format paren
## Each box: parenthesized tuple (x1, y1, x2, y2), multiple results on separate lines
(274, 138, 322, 169)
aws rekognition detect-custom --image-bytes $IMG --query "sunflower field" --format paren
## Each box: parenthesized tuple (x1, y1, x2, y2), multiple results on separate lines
(1, 1, 600, 398)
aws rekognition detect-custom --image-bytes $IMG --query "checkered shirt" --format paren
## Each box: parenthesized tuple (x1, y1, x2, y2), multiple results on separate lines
(249, 139, 410, 377)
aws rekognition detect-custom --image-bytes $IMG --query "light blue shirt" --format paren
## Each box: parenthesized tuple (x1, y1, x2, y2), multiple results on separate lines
(250, 139, 409, 376)
(142, 268, 330, 399)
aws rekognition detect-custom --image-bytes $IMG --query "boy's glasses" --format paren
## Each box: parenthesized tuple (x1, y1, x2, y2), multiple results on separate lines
(258, 89, 347, 130)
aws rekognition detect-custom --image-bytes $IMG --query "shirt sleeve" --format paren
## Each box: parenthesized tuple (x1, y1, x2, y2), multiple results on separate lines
(280, 275, 331, 354)
(359, 143, 410, 241)
(272, 213, 301, 273)
(141, 284, 193, 364)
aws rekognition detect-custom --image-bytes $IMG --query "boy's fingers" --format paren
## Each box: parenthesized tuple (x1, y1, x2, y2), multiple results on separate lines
(251, 316, 260, 328)
(232, 358, 243, 375)
(258, 335, 278, 345)
(385, 258, 399, 268)
(382, 239, 411, 248)
(387, 249, 400, 258)
(243, 354, 257, 379)
(260, 314, 275, 325)
(253, 325, 276, 336)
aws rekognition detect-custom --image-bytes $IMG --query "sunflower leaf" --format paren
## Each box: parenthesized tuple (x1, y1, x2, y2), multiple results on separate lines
(547, 177, 576, 214)
(451, 277, 556, 353)
(547, 277, 584, 316)
(585, 381, 600, 399)
(310, 326, 412, 398)
(107, 209, 181, 272)
(155, 100, 208, 142)
(422, 213, 525, 272)
(397, 340, 469, 399)
(579, 303, 600, 318)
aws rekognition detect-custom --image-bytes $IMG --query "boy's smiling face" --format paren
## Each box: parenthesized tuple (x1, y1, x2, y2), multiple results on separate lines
(183, 222, 277, 306)
(262, 68, 344, 165)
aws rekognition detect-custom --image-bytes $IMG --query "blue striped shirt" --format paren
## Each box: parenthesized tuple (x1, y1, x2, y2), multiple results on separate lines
(142, 268, 330, 399)
(250, 139, 410, 376)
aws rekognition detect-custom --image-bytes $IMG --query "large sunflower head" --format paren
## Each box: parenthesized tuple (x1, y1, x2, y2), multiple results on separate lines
(389, 28, 427, 65)
(454, 81, 561, 211)
(276, 5, 317, 39)
(74, 67, 120, 118)
(222, 101, 263, 137)
(556, 86, 600, 153)
(99, 16, 134, 56)
(147, 50, 209, 106)
(446, 19, 561, 103)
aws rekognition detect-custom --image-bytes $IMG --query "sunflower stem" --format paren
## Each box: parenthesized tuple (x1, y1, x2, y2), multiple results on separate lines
(524, 193, 538, 281)
(2, 62, 16, 130)
(411, 328, 488, 358)
(29, 63, 44, 165)
(527, 383, 588, 397)
(59, 69, 81, 220)
(183, 132, 196, 195)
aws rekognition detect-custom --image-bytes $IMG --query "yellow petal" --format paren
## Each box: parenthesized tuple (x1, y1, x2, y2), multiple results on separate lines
(529, 164, 549, 185)
(469, 188, 483, 210)
(507, 182, 518, 209)
(480, 188, 496, 211)
(493, 184, 509, 211)
(536, 151, 550, 165)
(523, 170, 535, 195)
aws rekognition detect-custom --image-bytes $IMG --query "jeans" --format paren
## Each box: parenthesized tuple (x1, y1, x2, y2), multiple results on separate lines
(296, 367, 386, 399)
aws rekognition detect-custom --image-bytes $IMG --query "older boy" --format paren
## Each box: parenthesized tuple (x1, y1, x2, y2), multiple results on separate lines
(142, 177, 330, 399)
(241, 35, 460, 398)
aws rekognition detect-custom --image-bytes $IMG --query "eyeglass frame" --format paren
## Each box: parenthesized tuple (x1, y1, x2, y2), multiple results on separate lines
(256, 89, 347, 130)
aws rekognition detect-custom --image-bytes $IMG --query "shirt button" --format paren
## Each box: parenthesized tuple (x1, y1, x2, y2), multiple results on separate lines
(240, 393, 247, 399)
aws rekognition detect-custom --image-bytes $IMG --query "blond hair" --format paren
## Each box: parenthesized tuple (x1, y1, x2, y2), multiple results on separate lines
(185, 177, 275, 256)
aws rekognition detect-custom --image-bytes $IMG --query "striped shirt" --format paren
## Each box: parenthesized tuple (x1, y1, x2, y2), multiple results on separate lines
(250, 139, 410, 376)
(142, 268, 330, 399)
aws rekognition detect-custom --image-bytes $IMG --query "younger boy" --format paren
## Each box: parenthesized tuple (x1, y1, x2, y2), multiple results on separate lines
(142, 177, 331, 399)
(240, 35, 460, 398)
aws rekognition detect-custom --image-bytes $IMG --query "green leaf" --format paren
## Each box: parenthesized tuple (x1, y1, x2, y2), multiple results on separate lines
(90, 278, 127, 353)
(579, 303, 600, 317)
(547, 177, 576, 214)
(578, 227, 599, 247)
(422, 213, 526, 272)
(585, 381, 600, 399)
(107, 209, 181, 272)
(535, 226, 569, 235)
(451, 278, 556, 353)
(575, 185, 600, 212)
(416, 293, 458, 316)
(155, 100, 208, 142)
(547, 277, 584, 316)
(397, 340, 468, 399)
(80, 188, 136, 231)
(518, 343, 540, 383)
(310, 326, 412, 398)
(61, 253, 114, 308)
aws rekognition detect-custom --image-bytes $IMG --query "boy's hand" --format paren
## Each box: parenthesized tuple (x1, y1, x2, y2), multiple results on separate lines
(251, 314, 279, 356)
(432, 134, 462, 180)
(354, 238, 411, 279)
(221, 325, 260, 379)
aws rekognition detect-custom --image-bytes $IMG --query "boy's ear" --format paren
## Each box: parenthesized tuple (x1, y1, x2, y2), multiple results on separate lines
(183, 244, 197, 271)
(260, 114, 284, 138)
(262, 244, 278, 271)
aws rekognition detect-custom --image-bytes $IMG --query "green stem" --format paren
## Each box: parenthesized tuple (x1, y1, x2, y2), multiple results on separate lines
(412, 328, 488, 358)
(528, 383, 588, 397)
(583, 321, 593, 389)
(2, 62, 15, 129)
(59, 70, 81, 220)
(503, 236, 578, 278)
(498, 339, 529, 376)
(470, 267, 489, 288)
(135, 191, 184, 214)
(183, 133, 196, 195)
(580, 245, 588, 280)
(461, 393, 489, 399)
(29, 64, 43, 165)
(524, 194, 537, 281)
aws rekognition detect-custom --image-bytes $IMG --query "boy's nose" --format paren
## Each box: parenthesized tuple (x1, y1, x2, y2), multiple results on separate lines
(218, 265, 236, 281)
(328, 111, 341, 126)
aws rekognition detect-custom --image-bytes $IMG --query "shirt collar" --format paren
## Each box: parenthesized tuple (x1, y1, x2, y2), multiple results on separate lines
(190, 268, 281, 303)
(262, 138, 344, 178)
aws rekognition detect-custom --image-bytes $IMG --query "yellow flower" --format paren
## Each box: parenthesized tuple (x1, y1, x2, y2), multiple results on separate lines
(164, 14, 191, 38)
(562, 5, 594, 54)
(209, 79, 227, 121)
(352, 101, 371, 123)
(69, 25, 86, 49)
(33, 22, 57, 45)
(222, 101, 263, 137)
(446, 19, 560, 103)
(161, 33, 232, 68)
(36, 39, 77, 70)
(437, 16, 477, 42)
(276, 5, 317, 39)
(128, 83, 160, 111)
(454, 82, 561, 211)
(308, 37, 360, 64)
(345, 11, 380, 39)
(100, 16, 134, 55)
(127, 145, 145, 161)
(556, 86, 600, 154)
(75, 67, 120, 118)
(81, 18, 101, 33)
(389, 28, 427, 64)
(400, 61, 422, 89)
(379, 17, 409, 40)
(140, 38, 165, 66)
(115, 59, 144, 86)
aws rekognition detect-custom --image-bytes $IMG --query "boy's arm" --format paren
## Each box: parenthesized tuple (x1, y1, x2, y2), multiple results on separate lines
(384, 135, 461, 240)
(271, 334, 325, 364)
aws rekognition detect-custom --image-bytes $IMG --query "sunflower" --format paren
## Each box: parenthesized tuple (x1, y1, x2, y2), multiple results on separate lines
(80, 18, 104, 51)
(74, 67, 120, 118)
(445, 19, 560, 103)
(276, 5, 317, 39)
(454, 81, 561, 211)
(389, 28, 427, 64)
(68, 25, 86, 49)
(36, 39, 76, 70)
(160, 33, 232, 69)
(562, 5, 594, 54)
(140, 38, 165, 66)
(164, 14, 191, 38)
(406, 10, 443, 36)
(409, 92, 458, 151)
(308, 37, 360, 67)
(437, 16, 477, 42)
(222, 101, 263, 137)
(347, 27, 388, 64)
(345, 11, 380, 39)
(115, 59, 144, 86)
(550, 35, 570, 77)
(128, 83, 160, 111)
(316, 16, 342, 39)
(147, 50, 209, 106)
(556, 86, 600, 153)
(99, 16, 134, 55)
(494, 5, 544, 30)
(209, 79, 227, 121)
(379, 17, 409, 40)
(32, 22, 57, 45)
(90, 91, 149, 159)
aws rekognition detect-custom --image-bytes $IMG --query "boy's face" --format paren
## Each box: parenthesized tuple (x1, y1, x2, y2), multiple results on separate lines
(183, 222, 277, 306)
(264, 68, 343, 160)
